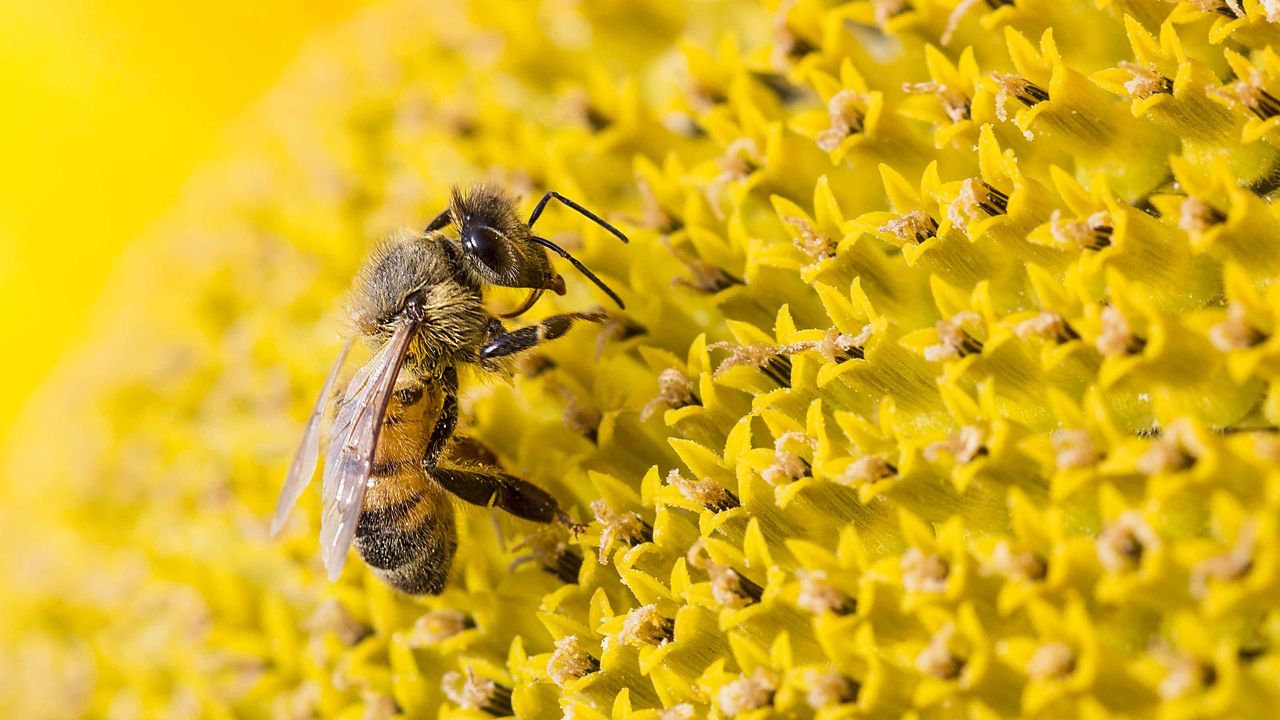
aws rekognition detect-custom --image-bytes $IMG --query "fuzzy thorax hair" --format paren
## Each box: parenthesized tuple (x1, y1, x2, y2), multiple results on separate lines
(346, 230, 489, 374)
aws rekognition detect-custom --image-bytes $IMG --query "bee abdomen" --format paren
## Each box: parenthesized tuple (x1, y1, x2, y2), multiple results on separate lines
(354, 487, 456, 595)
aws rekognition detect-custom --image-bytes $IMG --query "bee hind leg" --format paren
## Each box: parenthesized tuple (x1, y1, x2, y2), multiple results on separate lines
(431, 467, 581, 530)
(479, 311, 608, 361)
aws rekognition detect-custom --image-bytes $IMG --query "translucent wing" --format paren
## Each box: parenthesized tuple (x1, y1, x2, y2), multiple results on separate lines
(319, 323, 416, 581)
(271, 337, 354, 538)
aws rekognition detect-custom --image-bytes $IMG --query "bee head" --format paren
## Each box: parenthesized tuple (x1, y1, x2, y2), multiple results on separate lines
(447, 184, 565, 295)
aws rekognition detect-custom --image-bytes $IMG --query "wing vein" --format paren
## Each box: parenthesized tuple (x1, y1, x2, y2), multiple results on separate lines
(319, 324, 416, 581)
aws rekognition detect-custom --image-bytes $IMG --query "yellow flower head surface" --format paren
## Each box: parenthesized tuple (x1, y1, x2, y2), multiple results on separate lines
(6, 0, 1280, 718)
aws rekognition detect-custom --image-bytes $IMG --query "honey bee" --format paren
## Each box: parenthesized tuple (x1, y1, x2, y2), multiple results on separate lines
(271, 184, 627, 594)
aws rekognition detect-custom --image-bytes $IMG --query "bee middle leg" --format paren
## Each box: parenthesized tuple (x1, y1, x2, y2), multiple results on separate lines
(479, 311, 607, 360)
(422, 366, 459, 466)
(431, 467, 580, 529)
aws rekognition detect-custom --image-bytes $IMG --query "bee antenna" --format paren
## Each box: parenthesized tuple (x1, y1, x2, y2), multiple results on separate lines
(424, 209, 452, 233)
(529, 236, 626, 310)
(527, 191, 629, 244)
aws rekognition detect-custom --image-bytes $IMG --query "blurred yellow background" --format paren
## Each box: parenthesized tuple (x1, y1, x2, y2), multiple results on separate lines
(0, 0, 370, 442)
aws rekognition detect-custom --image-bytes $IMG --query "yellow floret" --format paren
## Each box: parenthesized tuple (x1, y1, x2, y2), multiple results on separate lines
(6, 0, 1280, 717)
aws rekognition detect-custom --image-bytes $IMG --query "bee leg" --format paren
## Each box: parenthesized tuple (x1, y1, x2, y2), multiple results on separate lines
(479, 311, 608, 360)
(484, 316, 507, 341)
(422, 366, 459, 467)
(431, 467, 581, 530)
(424, 209, 452, 233)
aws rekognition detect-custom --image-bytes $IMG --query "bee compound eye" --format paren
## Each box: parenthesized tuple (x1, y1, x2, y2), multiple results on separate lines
(461, 225, 508, 275)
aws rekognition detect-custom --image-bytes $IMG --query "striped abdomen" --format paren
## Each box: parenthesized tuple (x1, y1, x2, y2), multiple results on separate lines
(353, 378, 457, 594)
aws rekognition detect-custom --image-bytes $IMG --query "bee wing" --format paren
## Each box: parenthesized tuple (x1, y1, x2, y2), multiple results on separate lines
(271, 337, 355, 538)
(319, 322, 416, 581)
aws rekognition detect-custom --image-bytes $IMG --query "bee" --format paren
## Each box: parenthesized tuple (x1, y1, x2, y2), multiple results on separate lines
(271, 184, 627, 594)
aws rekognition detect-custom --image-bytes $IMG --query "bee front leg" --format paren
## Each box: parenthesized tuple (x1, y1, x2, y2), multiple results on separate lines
(479, 311, 608, 361)
(431, 467, 583, 532)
